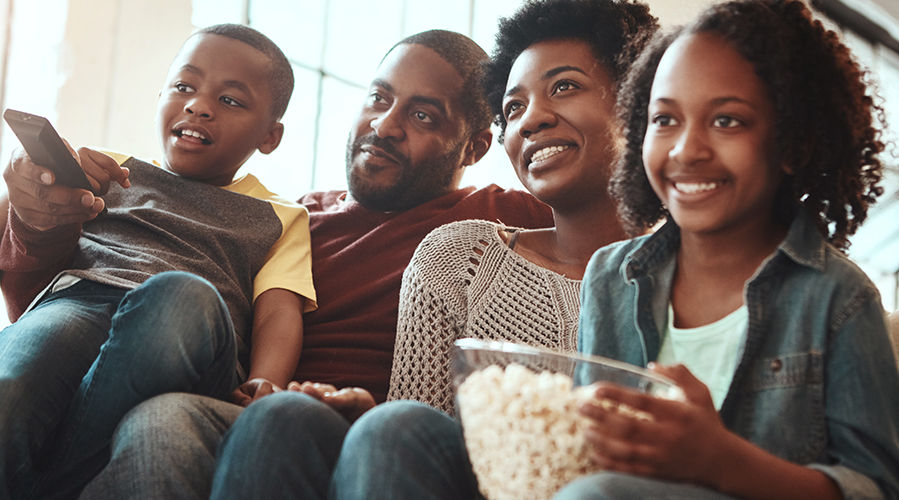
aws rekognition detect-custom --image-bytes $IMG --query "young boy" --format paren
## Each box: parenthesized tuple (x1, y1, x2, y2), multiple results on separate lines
(0, 24, 315, 498)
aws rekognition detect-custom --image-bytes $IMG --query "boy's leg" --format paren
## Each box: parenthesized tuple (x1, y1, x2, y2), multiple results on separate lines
(0, 281, 122, 500)
(210, 392, 350, 500)
(38, 271, 238, 499)
(553, 472, 736, 500)
(80, 393, 243, 500)
(330, 400, 481, 500)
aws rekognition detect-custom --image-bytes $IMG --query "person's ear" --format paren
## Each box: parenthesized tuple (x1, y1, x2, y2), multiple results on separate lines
(257, 121, 284, 155)
(462, 129, 492, 167)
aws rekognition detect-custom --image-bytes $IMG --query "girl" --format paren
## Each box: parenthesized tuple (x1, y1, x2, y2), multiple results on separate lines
(567, 1, 899, 499)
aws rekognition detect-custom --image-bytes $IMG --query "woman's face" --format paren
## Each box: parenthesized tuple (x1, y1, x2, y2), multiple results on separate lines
(502, 39, 619, 209)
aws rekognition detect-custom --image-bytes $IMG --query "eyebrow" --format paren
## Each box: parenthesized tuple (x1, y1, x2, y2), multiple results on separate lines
(178, 64, 253, 96)
(371, 78, 448, 116)
(504, 65, 589, 98)
(651, 96, 754, 107)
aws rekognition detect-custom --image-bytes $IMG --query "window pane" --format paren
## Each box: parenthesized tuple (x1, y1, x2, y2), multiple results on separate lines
(250, 0, 326, 68)
(323, 0, 404, 85)
(312, 76, 366, 191)
(243, 65, 319, 200)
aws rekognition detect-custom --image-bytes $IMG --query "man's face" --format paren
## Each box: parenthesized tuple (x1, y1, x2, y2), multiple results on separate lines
(345, 44, 472, 211)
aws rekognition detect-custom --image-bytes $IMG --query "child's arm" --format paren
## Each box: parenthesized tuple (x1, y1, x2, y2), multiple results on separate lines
(580, 364, 842, 500)
(231, 288, 304, 407)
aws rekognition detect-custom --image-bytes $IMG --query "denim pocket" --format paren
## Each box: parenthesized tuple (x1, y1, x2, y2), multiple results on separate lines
(737, 350, 827, 463)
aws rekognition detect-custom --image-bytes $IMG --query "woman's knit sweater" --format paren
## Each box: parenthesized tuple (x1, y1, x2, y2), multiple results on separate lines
(387, 219, 581, 414)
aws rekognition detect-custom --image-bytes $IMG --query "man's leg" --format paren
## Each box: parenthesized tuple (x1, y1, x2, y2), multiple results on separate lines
(210, 392, 350, 500)
(39, 271, 238, 499)
(0, 281, 121, 500)
(79, 393, 242, 500)
(553, 472, 736, 500)
(330, 400, 481, 500)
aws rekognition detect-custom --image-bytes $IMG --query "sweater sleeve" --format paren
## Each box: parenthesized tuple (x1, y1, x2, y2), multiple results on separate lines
(0, 208, 81, 320)
(387, 222, 479, 414)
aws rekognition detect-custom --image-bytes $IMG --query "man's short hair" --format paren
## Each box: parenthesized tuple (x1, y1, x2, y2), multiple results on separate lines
(197, 23, 294, 119)
(389, 30, 492, 135)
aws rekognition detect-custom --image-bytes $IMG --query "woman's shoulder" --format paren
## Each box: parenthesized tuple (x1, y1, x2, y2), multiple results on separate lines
(416, 220, 506, 255)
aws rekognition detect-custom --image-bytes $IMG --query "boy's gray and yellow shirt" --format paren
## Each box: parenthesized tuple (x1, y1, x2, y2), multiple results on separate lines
(47, 153, 316, 377)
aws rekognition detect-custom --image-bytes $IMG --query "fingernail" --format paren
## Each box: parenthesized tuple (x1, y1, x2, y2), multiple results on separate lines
(41, 173, 53, 185)
(81, 193, 94, 207)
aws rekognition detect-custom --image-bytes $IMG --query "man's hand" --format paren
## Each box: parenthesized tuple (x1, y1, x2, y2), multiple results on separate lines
(288, 381, 375, 422)
(231, 377, 283, 407)
(4, 146, 130, 231)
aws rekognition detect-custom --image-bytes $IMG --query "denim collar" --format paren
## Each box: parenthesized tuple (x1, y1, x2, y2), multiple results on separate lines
(623, 209, 828, 283)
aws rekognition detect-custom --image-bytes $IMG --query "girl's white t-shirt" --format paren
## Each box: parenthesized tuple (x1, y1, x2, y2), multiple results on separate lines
(657, 304, 749, 409)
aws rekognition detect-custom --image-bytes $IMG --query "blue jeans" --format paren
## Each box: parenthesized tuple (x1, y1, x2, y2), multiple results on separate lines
(80, 393, 243, 500)
(210, 392, 350, 500)
(0, 271, 237, 500)
(553, 472, 736, 499)
(331, 400, 481, 500)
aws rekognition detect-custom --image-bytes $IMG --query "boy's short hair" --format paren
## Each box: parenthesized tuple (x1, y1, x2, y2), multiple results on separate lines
(611, 0, 886, 249)
(389, 30, 492, 136)
(483, 0, 658, 143)
(197, 24, 294, 120)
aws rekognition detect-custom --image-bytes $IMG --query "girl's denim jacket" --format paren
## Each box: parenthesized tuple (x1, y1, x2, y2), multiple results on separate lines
(579, 212, 899, 499)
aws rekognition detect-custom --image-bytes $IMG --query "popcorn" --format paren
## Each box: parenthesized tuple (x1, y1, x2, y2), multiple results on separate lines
(456, 363, 650, 500)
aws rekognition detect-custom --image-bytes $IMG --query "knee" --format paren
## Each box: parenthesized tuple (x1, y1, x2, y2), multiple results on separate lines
(348, 400, 451, 448)
(233, 392, 347, 442)
(554, 472, 642, 500)
(140, 272, 224, 314)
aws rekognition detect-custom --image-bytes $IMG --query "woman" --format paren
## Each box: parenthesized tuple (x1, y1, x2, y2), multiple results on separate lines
(330, 1, 659, 498)
(388, 0, 656, 414)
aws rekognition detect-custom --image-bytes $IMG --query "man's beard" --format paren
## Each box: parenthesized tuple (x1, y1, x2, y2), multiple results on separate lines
(345, 132, 464, 211)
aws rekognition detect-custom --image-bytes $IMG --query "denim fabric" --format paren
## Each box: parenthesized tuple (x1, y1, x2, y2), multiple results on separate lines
(331, 400, 481, 500)
(554, 472, 735, 500)
(80, 393, 243, 500)
(210, 392, 349, 500)
(0, 271, 238, 500)
(579, 212, 899, 499)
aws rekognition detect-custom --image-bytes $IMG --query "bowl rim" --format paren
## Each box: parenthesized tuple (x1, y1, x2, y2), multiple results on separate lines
(453, 338, 682, 394)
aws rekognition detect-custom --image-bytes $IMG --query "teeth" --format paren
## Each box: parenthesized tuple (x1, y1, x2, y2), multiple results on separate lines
(675, 181, 719, 194)
(529, 145, 570, 164)
(180, 129, 207, 141)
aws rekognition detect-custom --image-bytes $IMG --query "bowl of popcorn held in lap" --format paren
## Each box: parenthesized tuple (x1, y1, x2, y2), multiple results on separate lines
(453, 339, 685, 500)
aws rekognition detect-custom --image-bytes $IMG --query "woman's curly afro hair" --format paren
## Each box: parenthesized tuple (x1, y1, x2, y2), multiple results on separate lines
(482, 0, 658, 143)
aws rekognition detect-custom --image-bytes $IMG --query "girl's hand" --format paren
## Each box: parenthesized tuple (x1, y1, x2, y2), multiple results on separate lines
(579, 363, 732, 487)
(288, 381, 375, 422)
(230, 377, 282, 407)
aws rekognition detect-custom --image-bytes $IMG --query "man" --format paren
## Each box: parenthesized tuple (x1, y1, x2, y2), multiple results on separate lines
(69, 29, 552, 499)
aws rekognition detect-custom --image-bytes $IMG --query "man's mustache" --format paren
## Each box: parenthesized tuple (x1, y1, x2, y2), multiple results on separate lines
(351, 134, 410, 166)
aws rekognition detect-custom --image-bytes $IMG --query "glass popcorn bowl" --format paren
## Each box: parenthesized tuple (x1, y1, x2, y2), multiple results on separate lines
(452, 339, 685, 500)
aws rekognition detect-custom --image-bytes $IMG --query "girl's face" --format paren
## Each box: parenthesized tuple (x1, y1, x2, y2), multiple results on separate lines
(502, 39, 618, 209)
(642, 33, 786, 239)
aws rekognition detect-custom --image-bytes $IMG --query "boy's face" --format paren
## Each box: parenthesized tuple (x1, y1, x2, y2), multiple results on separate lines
(156, 33, 283, 185)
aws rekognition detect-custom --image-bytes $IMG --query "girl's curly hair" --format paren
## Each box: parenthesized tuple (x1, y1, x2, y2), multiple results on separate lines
(611, 0, 886, 250)
(482, 0, 659, 143)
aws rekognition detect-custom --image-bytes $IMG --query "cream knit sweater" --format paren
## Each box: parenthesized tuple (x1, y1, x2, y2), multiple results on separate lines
(387, 219, 581, 414)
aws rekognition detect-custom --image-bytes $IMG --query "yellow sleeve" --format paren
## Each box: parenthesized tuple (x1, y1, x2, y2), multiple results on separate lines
(227, 174, 317, 312)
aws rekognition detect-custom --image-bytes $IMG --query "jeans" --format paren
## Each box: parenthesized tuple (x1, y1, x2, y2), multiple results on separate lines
(553, 472, 735, 499)
(0, 271, 237, 500)
(80, 393, 243, 500)
(331, 400, 480, 500)
(210, 392, 350, 500)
